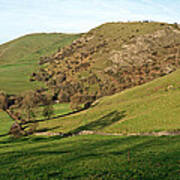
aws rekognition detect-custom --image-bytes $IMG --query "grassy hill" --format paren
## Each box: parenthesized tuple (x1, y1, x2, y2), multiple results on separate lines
(0, 22, 180, 180)
(1, 22, 180, 135)
(32, 22, 180, 106)
(0, 33, 80, 94)
(1, 63, 180, 180)
(1, 67, 180, 136)
(33, 68, 180, 134)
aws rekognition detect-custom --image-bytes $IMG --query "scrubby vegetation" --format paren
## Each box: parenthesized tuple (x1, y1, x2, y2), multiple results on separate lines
(1, 67, 180, 137)
(0, 90, 53, 137)
(31, 68, 180, 135)
(32, 22, 180, 108)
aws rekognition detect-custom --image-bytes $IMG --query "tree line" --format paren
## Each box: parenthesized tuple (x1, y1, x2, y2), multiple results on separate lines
(0, 89, 54, 137)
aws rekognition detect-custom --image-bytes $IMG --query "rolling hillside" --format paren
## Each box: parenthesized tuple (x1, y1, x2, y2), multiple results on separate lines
(34, 68, 180, 135)
(0, 22, 180, 180)
(1, 69, 180, 179)
(1, 70, 180, 179)
(1, 22, 180, 135)
(1, 67, 180, 136)
(32, 22, 180, 107)
(0, 33, 80, 94)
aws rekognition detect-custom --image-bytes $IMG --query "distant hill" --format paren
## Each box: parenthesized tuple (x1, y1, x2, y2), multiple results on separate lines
(0, 33, 80, 94)
(32, 22, 180, 106)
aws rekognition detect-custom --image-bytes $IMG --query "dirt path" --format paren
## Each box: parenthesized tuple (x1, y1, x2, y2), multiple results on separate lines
(35, 130, 180, 137)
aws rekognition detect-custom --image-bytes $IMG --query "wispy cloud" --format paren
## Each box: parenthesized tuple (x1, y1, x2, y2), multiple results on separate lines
(0, 0, 179, 44)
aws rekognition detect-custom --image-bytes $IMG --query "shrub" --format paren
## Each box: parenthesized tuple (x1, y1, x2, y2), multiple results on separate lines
(42, 105, 54, 119)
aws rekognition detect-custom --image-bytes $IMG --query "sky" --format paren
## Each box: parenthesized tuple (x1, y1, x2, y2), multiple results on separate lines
(0, 0, 180, 44)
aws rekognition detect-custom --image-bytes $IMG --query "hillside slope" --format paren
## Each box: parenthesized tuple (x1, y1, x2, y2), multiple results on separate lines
(2, 65, 180, 136)
(35, 68, 180, 134)
(32, 22, 180, 106)
(0, 22, 180, 180)
(1, 22, 180, 135)
(0, 33, 80, 94)
(1, 66, 180, 179)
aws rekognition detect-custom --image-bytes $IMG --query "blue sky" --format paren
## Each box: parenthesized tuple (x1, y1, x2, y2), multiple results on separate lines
(0, 0, 180, 44)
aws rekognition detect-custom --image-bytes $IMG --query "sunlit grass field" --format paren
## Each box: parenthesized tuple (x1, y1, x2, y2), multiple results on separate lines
(0, 33, 80, 94)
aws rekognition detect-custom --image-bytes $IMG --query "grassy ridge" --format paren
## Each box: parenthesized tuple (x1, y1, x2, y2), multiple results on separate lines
(0, 33, 80, 65)
(0, 135, 179, 179)
(0, 33, 80, 94)
(36, 69, 180, 134)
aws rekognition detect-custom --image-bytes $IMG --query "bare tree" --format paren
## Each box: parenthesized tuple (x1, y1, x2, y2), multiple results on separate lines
(20, 90, 41, 122)
(0, 91, 25, 137)
(42, 94, 54, 119)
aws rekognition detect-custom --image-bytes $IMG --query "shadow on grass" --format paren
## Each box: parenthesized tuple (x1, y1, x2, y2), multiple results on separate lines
(26, 108, 85, 124)
(36, 126, 61, 133)
(0, 133, 9, 137)
(70, 110, 126, 134)
(0, 135, 179, 179)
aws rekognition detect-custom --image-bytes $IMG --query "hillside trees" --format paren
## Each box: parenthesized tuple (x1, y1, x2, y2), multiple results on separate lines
(17, 90, 55, 134)
(0, 89, 55, 137)
(0, 91, 21, 122)
(0, 91, 25, 137)
(20, 90, 42, 122)
(42, 105, 54, 120)
(42, 93, 54, 119)
(30, 22, 180, 110)
(0, 91, 8, 111)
